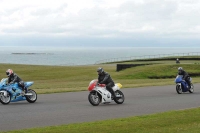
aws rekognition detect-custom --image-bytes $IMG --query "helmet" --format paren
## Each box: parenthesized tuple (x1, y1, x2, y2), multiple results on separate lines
(6, 69, 13, 77)
(97, 67, 104, 74)
(178, 67, 183, 75)
(178, 67, 183, 71)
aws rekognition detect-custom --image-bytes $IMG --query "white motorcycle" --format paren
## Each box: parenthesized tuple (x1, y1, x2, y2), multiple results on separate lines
(88, 79, 125, 106)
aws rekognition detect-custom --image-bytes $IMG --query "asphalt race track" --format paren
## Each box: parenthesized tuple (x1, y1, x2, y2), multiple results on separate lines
(0, 84, 200, 132)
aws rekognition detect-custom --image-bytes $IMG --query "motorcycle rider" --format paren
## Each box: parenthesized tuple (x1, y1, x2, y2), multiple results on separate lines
(6, 69, 28, 94)
(178, 67, 191, 88)
(97, 67, 116, 98)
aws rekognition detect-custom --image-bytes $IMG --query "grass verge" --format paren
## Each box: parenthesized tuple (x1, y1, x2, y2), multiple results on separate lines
(3, 107, 200, 133)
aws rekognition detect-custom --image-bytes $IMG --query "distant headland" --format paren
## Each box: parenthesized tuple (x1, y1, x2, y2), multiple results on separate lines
(11, 53, 53, 55)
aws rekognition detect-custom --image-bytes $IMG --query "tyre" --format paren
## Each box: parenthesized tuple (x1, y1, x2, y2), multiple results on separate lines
(114, 90, 125, 104)
(88, 92, 101, 106)
(189, 83, 194, 93)
(25, 89, 37, 103)
(176, 84, 182, 94)
(0, 90, 11, 105)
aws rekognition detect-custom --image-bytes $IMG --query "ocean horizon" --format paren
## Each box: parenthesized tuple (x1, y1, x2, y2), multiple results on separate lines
(0, 46, 199, 66)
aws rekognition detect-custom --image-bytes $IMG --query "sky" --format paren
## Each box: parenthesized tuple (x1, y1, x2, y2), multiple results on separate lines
(0, 0, 200, 47)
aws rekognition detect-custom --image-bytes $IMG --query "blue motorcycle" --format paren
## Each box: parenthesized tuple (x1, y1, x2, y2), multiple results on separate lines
(0, 78, 37, 105)
(175, 75, 194, 94)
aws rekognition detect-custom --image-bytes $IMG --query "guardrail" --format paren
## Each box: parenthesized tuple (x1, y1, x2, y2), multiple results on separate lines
(95, 52, 200, 64)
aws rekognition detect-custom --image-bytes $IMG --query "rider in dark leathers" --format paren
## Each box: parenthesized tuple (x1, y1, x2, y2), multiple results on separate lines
(97, 67, 116, 98)
(178, 67, 191, 88)
(6, 69, 28, 93)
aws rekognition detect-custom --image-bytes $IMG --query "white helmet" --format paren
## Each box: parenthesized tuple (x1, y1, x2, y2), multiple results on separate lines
(6, 69, 13, 77)
(178, 67, 183, 71)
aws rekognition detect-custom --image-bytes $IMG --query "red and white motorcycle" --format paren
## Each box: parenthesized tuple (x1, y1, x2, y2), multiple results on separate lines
(88, 79, 125, 106)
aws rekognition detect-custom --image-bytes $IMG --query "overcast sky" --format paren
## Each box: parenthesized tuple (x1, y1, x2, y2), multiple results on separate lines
(0, 0, 200, 47)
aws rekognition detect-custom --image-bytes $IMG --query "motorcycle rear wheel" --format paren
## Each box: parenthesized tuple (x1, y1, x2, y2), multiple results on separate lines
(25, 89, 37, 103)
(88, 92, 101, 106)
(0, 90, 11, 105)
(114, 90, 124, 104)
(176, 85, 182, 94)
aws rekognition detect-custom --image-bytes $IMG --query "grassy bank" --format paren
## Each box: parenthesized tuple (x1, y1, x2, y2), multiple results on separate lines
(0, 61, 200, 94)
(4, 107, 200, 133)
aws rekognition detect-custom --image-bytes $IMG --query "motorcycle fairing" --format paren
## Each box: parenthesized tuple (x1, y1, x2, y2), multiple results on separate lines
(95, 86, 112, 103)
(5, 84, 26, 102)
(175, 75, 190, 92)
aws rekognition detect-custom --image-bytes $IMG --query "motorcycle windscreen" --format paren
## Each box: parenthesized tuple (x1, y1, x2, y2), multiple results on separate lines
(175, 75, 183, 83)
(88, 79, 98, 91)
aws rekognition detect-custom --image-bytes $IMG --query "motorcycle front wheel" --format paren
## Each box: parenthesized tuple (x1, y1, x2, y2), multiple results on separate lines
(88, 92, 101, 106)
(0, 90, 11, 105)
(114, 90, 125, 104)
(189, 83, 194, 93)
(25, 89, 37, 103)
(176, 84, 182, 94)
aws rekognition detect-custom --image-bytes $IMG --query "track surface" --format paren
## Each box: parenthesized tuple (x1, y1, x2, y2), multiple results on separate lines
(0, 84, 200, 132)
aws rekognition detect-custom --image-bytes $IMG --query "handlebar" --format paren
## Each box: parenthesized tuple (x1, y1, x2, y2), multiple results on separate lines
(97, 83, 106, 87)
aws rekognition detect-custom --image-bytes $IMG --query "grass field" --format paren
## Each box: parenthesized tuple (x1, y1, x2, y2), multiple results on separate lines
(0, 57, 200, 94)
(4, 107, 200, 133)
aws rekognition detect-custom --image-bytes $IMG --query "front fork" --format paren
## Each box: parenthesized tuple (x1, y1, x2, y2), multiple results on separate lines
(95, 92, 98, 99)
(176, 83, 182, 90)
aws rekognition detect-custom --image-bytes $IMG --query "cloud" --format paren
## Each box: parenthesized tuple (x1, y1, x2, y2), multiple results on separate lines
(0, 0, 200, 41)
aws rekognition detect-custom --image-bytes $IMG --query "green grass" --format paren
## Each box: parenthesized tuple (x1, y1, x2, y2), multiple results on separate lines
(4, 107, 200, 133)
(0, 64, 115, 93)
(0, 61, 200, 94)
(119, 64, 200, 79)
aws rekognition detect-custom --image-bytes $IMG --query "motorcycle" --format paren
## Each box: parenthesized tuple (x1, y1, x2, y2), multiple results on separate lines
(0, 78, 37, 105)
(88, 79, 125, 106)
(175, 75, 194, 94)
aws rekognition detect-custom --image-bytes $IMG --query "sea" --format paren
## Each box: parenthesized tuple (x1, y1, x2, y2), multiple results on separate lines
(0, 46, 199, 66)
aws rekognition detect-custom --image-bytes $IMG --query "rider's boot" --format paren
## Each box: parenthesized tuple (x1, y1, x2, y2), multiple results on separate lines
(188, 83, 191, 89)
(186, 81, 191, 89)
(110, 89, 116, 99)
(21, 90, 25, 95)
(21, 87, 27, 95)
(24, 87, 28, 94)
(106, 86, 116, 99)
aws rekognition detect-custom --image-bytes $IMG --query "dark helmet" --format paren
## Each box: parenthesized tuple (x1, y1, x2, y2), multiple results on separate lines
(97, 67, 104, 74)
(6, 69, 13, 77)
